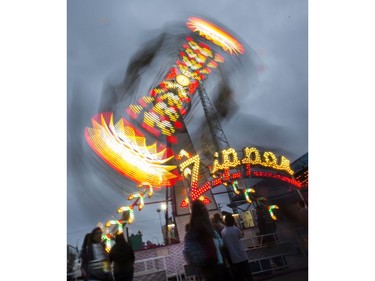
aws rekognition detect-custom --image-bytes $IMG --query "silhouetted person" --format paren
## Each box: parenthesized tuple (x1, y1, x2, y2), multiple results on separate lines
(256, 205, 277, 245)
(211, 213, 226, 237)
(81, 227, 113, 281)
(80, 233, 91, 281)
(212, 213, 236, 281)
(183, 200, 224, 281)
(222, 214, 254, 281)
(109, 233, 135, 281)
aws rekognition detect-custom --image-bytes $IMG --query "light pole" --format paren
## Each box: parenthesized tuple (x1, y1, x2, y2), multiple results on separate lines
(161, 202, 168, 244)
(161, 202, 167, 211)
(156, 207, 162, 230)
(157, 203, 167, 244)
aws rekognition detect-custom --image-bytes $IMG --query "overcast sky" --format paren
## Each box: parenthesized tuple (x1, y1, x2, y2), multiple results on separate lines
(4, 1, 375, 279)
(67, 0, 308, 247)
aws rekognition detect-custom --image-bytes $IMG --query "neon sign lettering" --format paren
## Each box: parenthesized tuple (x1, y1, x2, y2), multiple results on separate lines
(211, 147, 295, 176)
(179, 147, 300, 206)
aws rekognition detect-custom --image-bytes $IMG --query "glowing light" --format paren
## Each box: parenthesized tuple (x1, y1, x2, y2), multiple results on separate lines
(183, 168, 191, 178)
(161, 202, 167, 210)
(211, 177, 223, 187)
(179, 153, 212, 200)
(85, 113, 177, 187)
(127, 36, 226, 141)
(180, 198, 190, 208)
(176, 149, 192, 159)
(127, 182, 155, 212)
(105, 220, 125, 234)
(102, 233, 114, 253)
(83, 12, 301, 231)
(85, 31, 234, 228)
(252, 171, 302, 188)
(210, 148, 241, 175)
(128, 192, 145, 210)
(268, 205, 279, 220)
(198, 196, 211, 205)
(244, 188, 255, 203)
(117, 206, 135, 224)
(231, 181, 240, 194)
(138, 182, 154, 198)
(179, 147, 298, 202)
(190, 181, 211, 201)
(231, 171, 242, 180)
(85, 33, 233, 218)
(186, 17, 245, 55)
(241, 147, 294, 176)
(176, 74, 190, 86)
(210, 147, 294, 176)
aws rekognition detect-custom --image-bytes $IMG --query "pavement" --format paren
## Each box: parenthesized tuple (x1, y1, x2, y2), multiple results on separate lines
(255, 268, 308, 281)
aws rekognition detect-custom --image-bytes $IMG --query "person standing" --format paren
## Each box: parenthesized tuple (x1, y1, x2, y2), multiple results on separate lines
(80, 233, 91, 281)
(211, 213, 236, 281)
(183, 200, 224, 281)
(109, 233, 135, 281)
(211, 213, 226, 237)
(221, 214, 254, 281)
(81, 227, 113, 281)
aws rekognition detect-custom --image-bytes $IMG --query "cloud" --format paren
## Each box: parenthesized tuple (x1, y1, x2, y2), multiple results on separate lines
(67, 0, 307, 246)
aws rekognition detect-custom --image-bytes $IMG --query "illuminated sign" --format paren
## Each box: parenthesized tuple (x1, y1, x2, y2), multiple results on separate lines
(211, 147, 295, 176)
(178, 147, 301, 205)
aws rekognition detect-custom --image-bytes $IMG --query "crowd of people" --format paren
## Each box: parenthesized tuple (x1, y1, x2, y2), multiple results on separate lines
(77, 200, 283, 281)
(78, 205, 254, 281)
(183, 200, 255, 281)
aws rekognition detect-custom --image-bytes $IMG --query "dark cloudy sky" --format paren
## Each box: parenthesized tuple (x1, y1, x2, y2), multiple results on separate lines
(67, 0, 308, 247)
(3, 1, 375, 279)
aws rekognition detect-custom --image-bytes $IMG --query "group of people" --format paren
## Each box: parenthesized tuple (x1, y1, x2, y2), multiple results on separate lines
(184, 200, 254, 281)
(80, 227, 135, 281)
(79, 200, 257, 281)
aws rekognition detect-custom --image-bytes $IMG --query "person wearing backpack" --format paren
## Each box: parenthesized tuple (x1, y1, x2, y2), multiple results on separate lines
(183, 200, 224, 281)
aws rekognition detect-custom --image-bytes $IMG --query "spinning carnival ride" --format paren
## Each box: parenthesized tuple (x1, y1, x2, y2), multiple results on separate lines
(84, 16, 302, 251)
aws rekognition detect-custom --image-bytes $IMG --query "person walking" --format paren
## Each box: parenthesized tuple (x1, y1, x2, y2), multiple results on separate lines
(221, 214, 254, 281)
(109, 233, 135, 281)
(81, 227, 113, 281)
(183, 200, 224, 281)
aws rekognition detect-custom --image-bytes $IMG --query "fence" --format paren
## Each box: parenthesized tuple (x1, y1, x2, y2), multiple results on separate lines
(131, 227, 307, 280)
(133, 256, 169, 281)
